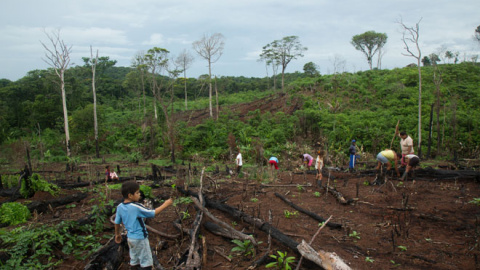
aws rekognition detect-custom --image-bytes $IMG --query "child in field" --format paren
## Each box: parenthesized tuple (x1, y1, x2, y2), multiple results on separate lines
(268, 156, 279, 180)
(105, 165, 119, 181)
(315, 150, 324, 181)
(114, 181, 173, 270)
(300, 153, 314, 170)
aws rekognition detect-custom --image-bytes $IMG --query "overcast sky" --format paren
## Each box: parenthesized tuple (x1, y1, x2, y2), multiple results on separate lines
(1, 0, 478, 81)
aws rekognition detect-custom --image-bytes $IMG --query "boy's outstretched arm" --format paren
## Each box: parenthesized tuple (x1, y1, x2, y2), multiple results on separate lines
(155, 198, 174, 216)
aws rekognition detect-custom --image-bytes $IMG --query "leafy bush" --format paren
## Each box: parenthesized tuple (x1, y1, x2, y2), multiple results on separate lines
(0, 222, 101, 269)
(20, 173, 59, 198)
(0, 202, 30, 225)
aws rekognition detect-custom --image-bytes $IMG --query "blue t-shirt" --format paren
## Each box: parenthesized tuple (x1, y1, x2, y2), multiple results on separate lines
(269, 157, 279, 163)
(115, 202, 155, 239)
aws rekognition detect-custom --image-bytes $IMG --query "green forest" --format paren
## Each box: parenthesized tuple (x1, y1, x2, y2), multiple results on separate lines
(0, 60, 479, 167)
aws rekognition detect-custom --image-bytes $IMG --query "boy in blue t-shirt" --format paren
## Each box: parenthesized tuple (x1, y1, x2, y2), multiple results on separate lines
(115, 181, 173, 270)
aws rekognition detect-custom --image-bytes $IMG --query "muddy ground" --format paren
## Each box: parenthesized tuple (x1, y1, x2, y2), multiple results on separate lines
(3, 160, 480, 270)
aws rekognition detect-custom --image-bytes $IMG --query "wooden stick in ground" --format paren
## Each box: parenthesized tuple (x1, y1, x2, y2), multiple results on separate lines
(294, 215, 333, 270)
(390, 120, 400, 149)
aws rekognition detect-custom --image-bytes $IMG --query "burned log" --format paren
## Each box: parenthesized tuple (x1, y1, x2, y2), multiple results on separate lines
(192, 197, 257, 245)
(26, 192, 87, 214)
(84, 236, 127, 270)
(178, 187, 299, 252)
(274, 192, 342, 230)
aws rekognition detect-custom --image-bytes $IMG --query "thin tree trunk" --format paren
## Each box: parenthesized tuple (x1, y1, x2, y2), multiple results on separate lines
(208, 62, 213, 117)
(215, 76, 219, 121)
(427, 103, 434, 158)
(91, 47, 100, 158)
(60, 70, 71, 157)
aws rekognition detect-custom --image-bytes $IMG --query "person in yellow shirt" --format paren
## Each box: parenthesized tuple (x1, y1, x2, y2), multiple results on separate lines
(375, 149, 401, 177)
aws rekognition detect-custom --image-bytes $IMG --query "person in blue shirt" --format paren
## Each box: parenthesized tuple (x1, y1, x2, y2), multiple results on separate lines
(268, 156, 279, 180)
(115, 181, 173, 270)
(348, 140, 357, 172)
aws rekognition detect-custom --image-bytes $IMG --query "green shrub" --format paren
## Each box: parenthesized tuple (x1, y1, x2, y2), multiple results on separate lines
(139, 185, 152, 199)
(0, 202, 30, 226)
(20, 173, 59, 198)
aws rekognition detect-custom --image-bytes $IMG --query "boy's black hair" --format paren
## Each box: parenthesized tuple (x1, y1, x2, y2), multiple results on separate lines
(400, 131, 407, 136)
(121, 181, 139, 198)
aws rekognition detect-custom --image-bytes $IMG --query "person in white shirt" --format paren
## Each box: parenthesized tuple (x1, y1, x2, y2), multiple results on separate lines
(397, 129, 414, 167)
(235, 150, 243, 174)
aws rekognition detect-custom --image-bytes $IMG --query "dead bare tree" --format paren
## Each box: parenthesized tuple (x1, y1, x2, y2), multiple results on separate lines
(175, 49, 194, 110)
(398, 17, 423, 157)
(41, 29, 72, 157)
(89, 46, 100, 158)
(192, 33, 225, 118)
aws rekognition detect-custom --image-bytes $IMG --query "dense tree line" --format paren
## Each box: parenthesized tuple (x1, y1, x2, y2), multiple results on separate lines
(0, 61, 479, 165)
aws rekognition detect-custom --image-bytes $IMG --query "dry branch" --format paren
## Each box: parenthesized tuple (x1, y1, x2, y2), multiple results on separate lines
(297, 240, 351, 270)
(324, 185, 353, 205)
(274, 192, 342, 229)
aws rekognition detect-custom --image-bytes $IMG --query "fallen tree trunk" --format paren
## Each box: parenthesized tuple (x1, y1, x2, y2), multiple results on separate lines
(178, 187, 299, 252)
(192, 196, 257, 245)
(274, 192, 342, 230)
(297, 240, 351, 270)
(26, 192, 87, 214)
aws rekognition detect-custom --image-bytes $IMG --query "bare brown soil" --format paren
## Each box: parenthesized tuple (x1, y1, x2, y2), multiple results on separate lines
(4, 161, 480, 270)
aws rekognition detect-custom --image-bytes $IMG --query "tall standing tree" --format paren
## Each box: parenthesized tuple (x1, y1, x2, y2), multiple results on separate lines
(258, 49, 280, 90)
(175, 49, 194, 110)
(90, 47, 99, 158)
(303, 62, 319, 77)
(398, 18, 423, 157)
(260, 36, 307, 91)
(41, 29, 72, 157)
(351, 31, 388, 70)
(192, 33, 225, 118)
(82, 48, 116, 158)
(131, 51, 148, 117)
(144, 47, 169, 122)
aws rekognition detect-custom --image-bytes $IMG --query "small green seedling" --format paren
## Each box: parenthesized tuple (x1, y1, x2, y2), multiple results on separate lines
(363, 180, 370, 186)
(365, 257, 374, 263)
(396, 181, 404, 187)
(284, 210, 298, 219)
(349, 231, 361, 240)
(232, 221, 238, 226)
(181, 210, 190, 220)
(250, 198, 259, 202)
(469, 198, 480, 206)
(397, 245, 407, 252)
(296, 185, 305, 192)
(390, 260, 401, 267)
(318, 221, 325, 227)
(314, 191, 321, 197)
(266, 251, 296, 270)
(231, 239, 255, 257)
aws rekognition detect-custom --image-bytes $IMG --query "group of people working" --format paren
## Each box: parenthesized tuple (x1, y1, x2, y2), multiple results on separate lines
(234, 129, 419, 181)
(350, 129, 419, 180)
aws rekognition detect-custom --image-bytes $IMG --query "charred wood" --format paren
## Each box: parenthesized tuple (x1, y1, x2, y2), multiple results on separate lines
(274, 192, 341, 230)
